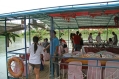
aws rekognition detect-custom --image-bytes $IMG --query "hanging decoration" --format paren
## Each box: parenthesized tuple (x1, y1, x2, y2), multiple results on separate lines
(48, 9, 119, 28)
(49, 9, 119, 18)
(60, 12, 76, 22)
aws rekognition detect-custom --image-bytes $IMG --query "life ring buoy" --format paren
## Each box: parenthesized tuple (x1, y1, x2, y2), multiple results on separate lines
(8, 57, 24, 78)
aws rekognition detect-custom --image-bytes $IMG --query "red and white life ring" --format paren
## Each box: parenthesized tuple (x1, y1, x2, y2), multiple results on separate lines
(7, 57, 24, 78)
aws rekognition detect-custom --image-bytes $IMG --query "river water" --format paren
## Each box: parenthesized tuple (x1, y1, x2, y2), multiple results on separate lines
(0, 37, 30, 79)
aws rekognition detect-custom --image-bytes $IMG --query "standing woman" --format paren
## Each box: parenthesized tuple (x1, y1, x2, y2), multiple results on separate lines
(88, 33, 93, 43)
(28, 36, 44, 79)
(96, 32, 102, 43)
(70, 33, 76, 52)
(112, 32, 118, 46)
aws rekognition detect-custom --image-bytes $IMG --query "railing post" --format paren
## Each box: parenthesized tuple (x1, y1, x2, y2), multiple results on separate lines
(50, 17, 54, 79)
(5, 18, 8, 79)
(24, 16, 28, 79)
(28, 15, 31, 45)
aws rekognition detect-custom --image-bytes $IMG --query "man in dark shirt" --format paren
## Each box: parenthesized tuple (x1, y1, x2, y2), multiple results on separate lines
(42, 38, 50, 53)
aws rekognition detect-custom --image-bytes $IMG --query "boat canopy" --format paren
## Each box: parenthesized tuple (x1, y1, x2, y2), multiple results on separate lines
(0, 1, 119, 29)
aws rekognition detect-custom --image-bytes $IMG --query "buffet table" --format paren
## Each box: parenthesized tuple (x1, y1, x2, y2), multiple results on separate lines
(60, 52, 119, 70)
(82, 47, 119, 54)
(65, 58, 119, 66)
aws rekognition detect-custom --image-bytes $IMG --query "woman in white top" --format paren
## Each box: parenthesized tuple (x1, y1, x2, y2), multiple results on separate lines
(96, 32, 102, 43)
(88, 33, 93, 43)
(28, 36, 44, 79)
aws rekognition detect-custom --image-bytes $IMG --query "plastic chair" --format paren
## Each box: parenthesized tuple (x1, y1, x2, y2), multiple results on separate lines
(64, 47, 69, 53)
(87, 60, 102, 79)
(58, 45, 63, 55)
(43, 51, 50, 61)
(104, 61, 119, 79)
(68, 61, 83, 79)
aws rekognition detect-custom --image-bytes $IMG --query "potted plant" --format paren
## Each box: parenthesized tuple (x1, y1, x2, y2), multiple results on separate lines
(0, 32, 19, 47)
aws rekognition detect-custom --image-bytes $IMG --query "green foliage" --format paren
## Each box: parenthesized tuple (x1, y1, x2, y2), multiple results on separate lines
(9, 33, 19, 43)
(59, 30, 64, 38)
(56, 30, 70, 39)
(81, 29, 89, 34)
(30, 30, 36, 33)
(29, 28, 49, 40)
(18, 28, 119, 41)
(0, 32, 19, 44)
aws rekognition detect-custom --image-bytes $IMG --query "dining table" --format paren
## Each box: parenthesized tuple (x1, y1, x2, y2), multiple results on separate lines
(60, 53, 119, 70)
(82, 46, 119, 54)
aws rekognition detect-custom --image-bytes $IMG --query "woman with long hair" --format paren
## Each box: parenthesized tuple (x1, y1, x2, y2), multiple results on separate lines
(28, 36, 44, 79)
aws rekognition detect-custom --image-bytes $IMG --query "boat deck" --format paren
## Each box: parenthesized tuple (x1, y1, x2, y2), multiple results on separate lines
(21, 61, 50, 79)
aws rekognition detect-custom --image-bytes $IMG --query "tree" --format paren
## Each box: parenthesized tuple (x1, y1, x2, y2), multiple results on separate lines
(34, 28, 48, 40)
(0, 32, 19, 47)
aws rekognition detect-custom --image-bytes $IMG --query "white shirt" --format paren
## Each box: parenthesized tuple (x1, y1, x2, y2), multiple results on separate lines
(28, 44, 44, 64)
(88, 35, 93, 43)
(96, 35, 102, 43)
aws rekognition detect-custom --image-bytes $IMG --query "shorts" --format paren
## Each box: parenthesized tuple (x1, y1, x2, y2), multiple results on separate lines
(29, 63, 40, 69)
(74, 44, 80, 51)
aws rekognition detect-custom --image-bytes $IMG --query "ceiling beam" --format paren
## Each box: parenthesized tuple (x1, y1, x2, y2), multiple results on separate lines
(30, 23, 45, 29)
(55, 26, 119, 29)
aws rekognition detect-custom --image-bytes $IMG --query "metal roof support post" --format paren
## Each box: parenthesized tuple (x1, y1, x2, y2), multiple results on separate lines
(68, 26, 69, 50)
(50, 17, 54, 79)
(106, 27, 109, 41)
(75, 18, 79, 28)
(106, 15, 113, 40)
(28, 15, 31, 45)
(5, 18, 8, 79)
(24, 16, 28, 79)
(59, 27, 60, 39)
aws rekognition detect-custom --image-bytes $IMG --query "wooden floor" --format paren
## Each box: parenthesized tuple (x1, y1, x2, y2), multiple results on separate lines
(19, 60, 68, 79)
(21, 61, 50, 79)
